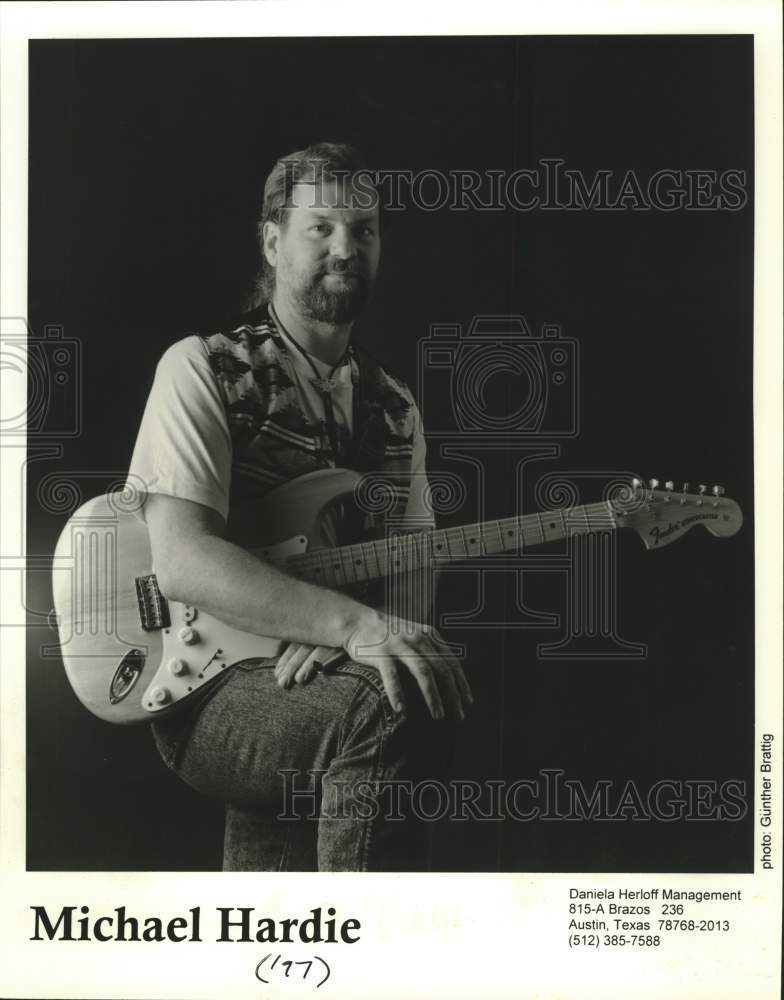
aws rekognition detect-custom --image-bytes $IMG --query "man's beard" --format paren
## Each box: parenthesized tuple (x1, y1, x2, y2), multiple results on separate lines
(294, 266, 373, 324)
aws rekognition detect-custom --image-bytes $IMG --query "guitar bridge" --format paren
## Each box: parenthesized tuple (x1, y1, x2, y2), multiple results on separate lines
(134, 573, 170, 631)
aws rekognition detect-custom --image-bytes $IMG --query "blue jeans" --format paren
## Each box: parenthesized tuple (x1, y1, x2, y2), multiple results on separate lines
(151, 657, 455, 871)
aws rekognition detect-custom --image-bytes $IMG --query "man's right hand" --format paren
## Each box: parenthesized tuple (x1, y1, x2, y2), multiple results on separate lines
(274, 641, 342, 689)
(342, 610, 472, 722)
(143, 494, 472, 720)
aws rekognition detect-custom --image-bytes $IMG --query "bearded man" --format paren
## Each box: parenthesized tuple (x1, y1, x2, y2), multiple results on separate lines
(126, 142, 472, 871)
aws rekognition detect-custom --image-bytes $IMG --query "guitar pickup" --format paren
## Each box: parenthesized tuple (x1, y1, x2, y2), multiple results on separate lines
(134, 574, 171, 631)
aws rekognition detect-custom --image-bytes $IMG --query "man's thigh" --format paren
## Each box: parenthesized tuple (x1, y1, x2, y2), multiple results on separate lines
(150, 656, 394, 809)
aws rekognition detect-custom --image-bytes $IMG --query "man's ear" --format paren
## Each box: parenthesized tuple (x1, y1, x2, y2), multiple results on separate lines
(262, 221, 280, 267)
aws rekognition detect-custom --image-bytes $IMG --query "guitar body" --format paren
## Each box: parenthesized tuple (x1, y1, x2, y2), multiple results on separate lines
(52, 468, 362, 725)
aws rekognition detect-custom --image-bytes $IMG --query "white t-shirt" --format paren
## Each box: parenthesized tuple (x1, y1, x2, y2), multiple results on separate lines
(127, 335, 434, 533)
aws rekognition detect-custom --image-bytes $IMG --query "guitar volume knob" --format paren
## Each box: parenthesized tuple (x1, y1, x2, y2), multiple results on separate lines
(150, 686, 171, 705)
(168, 657, 189, 676)
(178, 626, 199, 645)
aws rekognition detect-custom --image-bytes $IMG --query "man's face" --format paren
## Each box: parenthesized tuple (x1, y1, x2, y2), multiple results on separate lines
(266, 179, 381, 324)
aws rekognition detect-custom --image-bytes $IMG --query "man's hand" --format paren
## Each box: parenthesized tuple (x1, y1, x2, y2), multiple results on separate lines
(342, 609, 472, 722)
(274, 642, 342, 688)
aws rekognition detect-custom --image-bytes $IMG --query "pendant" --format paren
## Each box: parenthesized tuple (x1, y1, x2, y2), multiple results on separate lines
(311, 376, 338, 395)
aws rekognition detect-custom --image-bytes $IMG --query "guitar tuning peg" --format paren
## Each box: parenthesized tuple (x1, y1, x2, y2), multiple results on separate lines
(648, 478, 659, 490)
(665, 480, 674, 491)
(680, 482, 689, 504)
(712, 485, 725, 496)
(698, 484, 706, 495)
(631, 478, 642, 490)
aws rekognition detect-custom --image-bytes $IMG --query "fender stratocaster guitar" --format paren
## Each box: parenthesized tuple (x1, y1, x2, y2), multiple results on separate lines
(51, 468, 742, 725)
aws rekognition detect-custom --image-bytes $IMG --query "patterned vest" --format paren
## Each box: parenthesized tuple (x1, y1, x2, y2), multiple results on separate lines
(200, 306, 418, 546)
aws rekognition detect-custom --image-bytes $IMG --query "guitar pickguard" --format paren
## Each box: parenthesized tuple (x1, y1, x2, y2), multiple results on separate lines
(140, 534, 307, 714)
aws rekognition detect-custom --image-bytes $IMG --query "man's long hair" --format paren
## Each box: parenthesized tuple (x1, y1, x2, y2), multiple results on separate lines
(245, 142, 375, 310)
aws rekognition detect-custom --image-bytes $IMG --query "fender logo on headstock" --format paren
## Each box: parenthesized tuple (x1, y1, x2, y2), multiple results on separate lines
(649, 511, 719, 546)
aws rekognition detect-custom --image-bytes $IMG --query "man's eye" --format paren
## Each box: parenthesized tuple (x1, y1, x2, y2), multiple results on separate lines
(357, 226, 376, 237)
(312, 224, 330, 233)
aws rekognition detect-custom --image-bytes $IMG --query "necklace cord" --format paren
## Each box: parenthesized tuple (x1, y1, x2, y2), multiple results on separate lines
(269, 302, 350, 466)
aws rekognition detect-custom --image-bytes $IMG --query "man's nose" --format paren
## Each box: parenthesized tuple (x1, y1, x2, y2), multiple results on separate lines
(328, 226, 356, 259)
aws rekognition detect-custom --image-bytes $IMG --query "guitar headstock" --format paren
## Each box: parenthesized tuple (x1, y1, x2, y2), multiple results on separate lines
(610, 479, 743, 550)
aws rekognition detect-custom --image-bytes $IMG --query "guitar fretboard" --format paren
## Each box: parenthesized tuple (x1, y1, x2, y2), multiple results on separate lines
(283, 501, 617, 588)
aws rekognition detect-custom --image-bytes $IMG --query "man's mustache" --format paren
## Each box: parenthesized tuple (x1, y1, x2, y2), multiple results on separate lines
(320, 261, 367, 278)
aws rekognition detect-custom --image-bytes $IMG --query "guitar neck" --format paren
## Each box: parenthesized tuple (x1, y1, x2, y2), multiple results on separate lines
(283, 500, 617, 589)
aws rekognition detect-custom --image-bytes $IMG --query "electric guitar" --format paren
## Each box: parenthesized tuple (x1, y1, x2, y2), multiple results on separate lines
(51, 468, 743, 725)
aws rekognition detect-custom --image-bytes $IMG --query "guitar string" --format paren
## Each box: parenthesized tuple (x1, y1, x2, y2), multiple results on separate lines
(284, 495, 718, 584)
(296, 493, 727, 583)
(286, 500, 602, 580)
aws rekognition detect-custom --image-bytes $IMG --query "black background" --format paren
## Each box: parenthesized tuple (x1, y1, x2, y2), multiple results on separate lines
(26, 35, 754, 871)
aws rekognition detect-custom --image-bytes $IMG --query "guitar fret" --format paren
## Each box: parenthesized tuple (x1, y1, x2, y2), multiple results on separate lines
(396, 534, 407, 574)
(420, 531, 431, 574)
(542, 511, 560, 541)
(347, 541, 368, 581)
(302, 548, 324, 583)
(387, 534, 400, 576)
(339, 543, 356, 584)
(529, 515, 541, 545)
(521, 514, 537, 547)
(376, 535, 387, 577)
(320, 548, 331, 583)
(401, 532, 412, 573)
(329, 555, 342, 587)
(410, 531, 420, 573)
(285, 498, 624, 587)
(431, 530, 450, 556)
(365, 538, 381, 578)
(410, 531, 421, 573)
